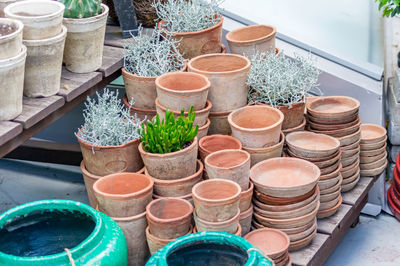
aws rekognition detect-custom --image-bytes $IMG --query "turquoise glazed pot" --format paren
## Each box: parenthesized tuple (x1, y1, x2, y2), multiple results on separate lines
(0, 200, 127, 265)
(146, 231, 273, 265)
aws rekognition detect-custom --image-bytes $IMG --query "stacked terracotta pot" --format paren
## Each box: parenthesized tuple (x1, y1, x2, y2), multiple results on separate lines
(250, 157, 320, 251)
(388, 153, 400, 221)
(306, 96, 361, 192)
(359, 124, 388, 177)
(188, 53, 251, 135)
(204, 149, 253, 235)
(145, 197, 194, 255)
(192, 179, 242, 236)
(286, 131, 342, 218)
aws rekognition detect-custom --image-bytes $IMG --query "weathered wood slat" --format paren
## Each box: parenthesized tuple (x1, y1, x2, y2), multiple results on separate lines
(0, 121, 23, 146)
(317, 204, 352, 235)
(98, 45, 124, 77)
(12, 96, 65, 129)
(291, 233, 330, 266)
(342, 177, 374, 206)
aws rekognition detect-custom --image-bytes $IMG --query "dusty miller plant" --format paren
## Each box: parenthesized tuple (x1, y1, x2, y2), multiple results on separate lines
(75, 89, 143, 147)
(123, 26, 185, 77)
(247, 50, 320, 107)
(153, 0, 223, 33)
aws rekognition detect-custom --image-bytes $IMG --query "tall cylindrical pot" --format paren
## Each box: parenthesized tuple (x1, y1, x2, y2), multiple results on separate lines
(0, 18, 23, 59)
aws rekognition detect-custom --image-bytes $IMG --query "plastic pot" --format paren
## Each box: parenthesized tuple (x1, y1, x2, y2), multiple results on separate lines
(0, 17, 22, 59)
(199, 134, 242, 161)
(193, 208, 240, 234)
(208, 110, 232, 135)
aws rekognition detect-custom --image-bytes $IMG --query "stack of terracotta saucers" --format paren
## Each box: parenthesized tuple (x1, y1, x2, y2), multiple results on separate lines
(245, 228, 291, 266)
(286, 131, 342, 218)
(359, 124, 388, 178)
(306, 96, 361, 192)
(250, 157, 320, 251)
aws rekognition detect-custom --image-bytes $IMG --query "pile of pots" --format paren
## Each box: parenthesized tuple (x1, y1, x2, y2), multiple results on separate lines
(250, 157, 320, 251)
(359, 124, 388, 177)
(388, 153, 400, 221)
(286, 131, 343, 218)
(307, 96, 361, 192)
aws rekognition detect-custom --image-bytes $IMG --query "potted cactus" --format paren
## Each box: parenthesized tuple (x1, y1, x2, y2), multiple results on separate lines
(58, 0, 109, 73)
(153, 0, 223, 59)
(247, 50, 320, 131)
(139, 106, 199, 180)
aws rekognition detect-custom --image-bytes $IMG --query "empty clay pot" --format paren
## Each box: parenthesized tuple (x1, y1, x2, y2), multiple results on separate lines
(205, 149, 250, 190)
(193, 207, 240, 234)
(243, 132, 284, 167)
(250, 157, 320, 198)
(123, 94, 156, 122)
(286, 131, 340, 158)
(93, 172, 154, 217)
(146, 197, 193, 239)
(192, 179, 241, 222)
(244, 228, 290, 259)
(239, 204, 253, 236)
(208, 110, 232, 135)
(226, 24, 276, 58)
(239, 181, 254, 212)
(139, 137, 198, 180)
(188, 53, 251, 112)
(306, 96, 360, 120)
(146, 225, 193, 255)
(360, 123, 387, 144)
(192, 223, 242, 236)
(228, 105, 284, 148)
(197, 118, 210, 140)
(199, 134, 242, 161)
(0, 18, 23, 60)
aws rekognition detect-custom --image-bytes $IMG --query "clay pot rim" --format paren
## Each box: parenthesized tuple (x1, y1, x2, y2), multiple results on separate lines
(76, 130, 141, 151)
(193, 223, 242, 236)
(121, 60, 188, 81)
(342, 169, 360, 185)
(282, 117, 306, 133)
(145, 224, 193, 243)
(241, 181, 254, 196)
(359, 135, 387, 149)
(318, 174, 340, 185)
(360, 123, 387, 144)
(199, 134, 242, 155)
(320, 186, 341, 199)
(287, 148, 340, 162)
(138, 136, 198, 158)
(209, 110, 233, 117)
(110, 210, 146, 222)
(93, 172, 154, 200)
(0, 18, 23, 41)
(123, 94, 157, 113)
(320, 162, 342, 180)
(225, 24, 277, 44)
(244, 227, 290, 258)
(308, 116, 361, 131)
(253, 201, 320, 223)
(338, 128, 361, 142)
(194, 207, 240, 226)
(318, 195, 342, 214)
(240, 203, 254, 218)
(62, 4, 109, 23)
(0, 45, 26, 67)
(360, 154, 387, 169)
(360, 150, 387, 163)
(158, 15, 223, 36)
(155, 72, 211, 94)
(360, 143, 387, 156)
(22, 25, 67, 46)
(146, 197, 194, 224)
(286, 131, 340, 155)
(243, 132, 284, 152)
(306, 96, 360, 118)
(192, 179, 241, 204)
(228, 105, 284, 132)
(360, 160, 387, 176)
(205, 149, 250, 170)
(153, 193, 193, 200)
(320, 175, 343, 194)
(5, 0, 65, 20)
(341, 146, 360, 156)
(155, 98, 212, 116)
(290, 227, 317, 246)
(341, 138, 361, 150)
(188, 53, 251, 75)
(80, 160, 102, 180)
(341, 158, 359, 172)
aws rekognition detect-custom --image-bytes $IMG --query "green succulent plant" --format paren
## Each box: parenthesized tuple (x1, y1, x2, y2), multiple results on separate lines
(58, 0, 103, 19)
(141, 106, 198, 154)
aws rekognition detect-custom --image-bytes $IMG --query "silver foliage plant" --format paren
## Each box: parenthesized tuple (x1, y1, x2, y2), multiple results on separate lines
(76, 89, 143, 147)
(153, 0, 223, 33)
(247, 50, 320, 107)
(123, 26, 185, 77)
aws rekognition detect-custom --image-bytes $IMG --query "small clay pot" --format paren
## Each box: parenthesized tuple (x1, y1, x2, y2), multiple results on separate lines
(192, 179, 241, 222)
(239, 181, 254, 212)
(145, 225, 193, 255)
(244, 228, 290, 259)
(286, 131, 340, 158)
(359, 136, 387, 151)
(208, 110, 232, 135)
(360, 123, 387, 144)
(205, 149, 250, 190)
(93, 173, 154, 217)
(123, 94, 156, 122)
(146, 197, 193, 239)
(199, 134, 242, 161)
(276, 101, 306, 130)
(0, 18, 23, 60)
(243, 132, 284, 167)
(139, 137, 198, 180)
(306, 96, 360, 120)
(193, 223, 242, 236)
(197, 118, 210, 140)
(239, 204, 253, 236)
(153, 193, 194, 207)
(193, 208, 240, 234)
(228, 105, 284, 148)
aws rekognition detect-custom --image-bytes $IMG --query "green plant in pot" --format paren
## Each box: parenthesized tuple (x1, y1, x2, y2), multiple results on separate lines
(247, 50, 320, 131)
(139, 106, 199, 180)
(153, 0, 224, 59)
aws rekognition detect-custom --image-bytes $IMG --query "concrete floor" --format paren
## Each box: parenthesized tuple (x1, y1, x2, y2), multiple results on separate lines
(0, 158, 400, 265)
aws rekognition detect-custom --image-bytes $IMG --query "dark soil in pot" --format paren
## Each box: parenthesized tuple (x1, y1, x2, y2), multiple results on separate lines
(0, 23, 17, 36)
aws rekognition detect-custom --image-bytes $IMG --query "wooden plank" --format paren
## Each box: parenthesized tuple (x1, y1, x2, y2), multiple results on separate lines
(12, 96, 65, 129)
(58, 68, 103, 102)
(317, 204, 352, 236)
(98, 45, 124, 77)
(104, 25, 154, 48)
(342, 177, 374, 206)
(291, 233, 330, 266)
(0, 121, 22, 146)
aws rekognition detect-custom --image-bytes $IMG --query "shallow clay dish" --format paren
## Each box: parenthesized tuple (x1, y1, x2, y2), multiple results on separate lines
(320, 187, 341, 202)
(338, 128, 361, 146)
(341, 162, 359, 179)
(319, 194, 341, 210)
(360, 155, 387, 171)
(319, 160, 341, 175)
(286, 148, 340, 163)
(309, 120, 360, 138)
(360, 124, 387, 144)
(286, 131, 340, 158)
(253, 185, 317, 206)
(342, 168, 360, 185)
(318, 174, 340, 190)
(252, 218, 316, 236)
(360, 151, 386, 164)
(359, 136, 387, 151)
(341, 153, 359, 168)
(307, 111, 359, 125)
(306, 96, 360, 119)
(360, 160, 388, 177)
(250, 157, 320, 198)
(319, 164, 341, 180)
(312, 151, 341, 169)
(319, 175, 342, 195)
(341, 146, 360, 159)
(341, 138, 361, 151)
(360, 144, 387, 157)
(341, 176, 360, 192)
(317, 195, 342, 219)
(288, 227, 317, 251)
(287, 221, 317, 242)
(244, 228, 290, 259)
(308, 117, 360, 131)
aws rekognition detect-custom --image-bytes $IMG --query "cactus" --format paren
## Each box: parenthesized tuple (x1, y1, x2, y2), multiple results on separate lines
(59, 0, 103, 19)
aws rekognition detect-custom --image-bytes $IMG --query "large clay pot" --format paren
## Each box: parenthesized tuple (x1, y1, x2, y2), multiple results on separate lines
(188, 53, 251, 112)
(0, 17, 23, 59)
(193, 208, 240, 234)
(158, 16, 223, 59)
(93, 172, 154, 217)
(199, 134, 242, 161)
(226, 24, 276, 58)
(243, 132, 284, 167)
(62, 4, 108, 73)
(123, 94, 156, 122)
(4, 0, 64, 40)
(228, 105, 284, 148)
(208, 110, 232, 135)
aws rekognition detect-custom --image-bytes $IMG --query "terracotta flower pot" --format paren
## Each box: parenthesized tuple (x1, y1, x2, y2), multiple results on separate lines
(146, 197, 193, 239)
(228, 105, 284, 148)
(197, 118, 211, 140)
(158, 16, 223, 59)
(153, 193, 194, 207)
(123, 94, 156, 122)
(226, 24, 276, 58)
(93, 172, 154, 217)
(276, 101, 306, 130)
(282, 117, 306, 135)
(155, 98, 211, 127)
(199, 134, 242, 161)
(0, 0, 22, 18)
(77, 133, 143, 176)
(139, 137, 198, 180)
(188, 53, 251, 112)
(192, 223, 242, 236)
(156, 72, 210, 112)
(243, 132, 284, 167)
(146, 160, 203, 197)
(239, 181, 254, 212)
(192, 179, 241, 222)
(205, 149, 250, 190)
(0, 18, 23, 60)
(193, 208, 240, 234)
(306, 96, 360, 120)
(146, 225, 193, 255)
(360, 123, 387, 144)
(239, 204, 253, 236)
(244, 228, 290, 260)
(208, 110, 232, 135)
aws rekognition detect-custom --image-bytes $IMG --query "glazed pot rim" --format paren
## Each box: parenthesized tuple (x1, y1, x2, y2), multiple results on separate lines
(193, 207, 240, 226)
(139, 136, 198, 158)
(205, 149, 250, 170)
(155, 72, 211, 94)
(76, 130, 141, 151)
(228, 105, 284, 133)
(0, 18, 23, 41)
(226, 24, 276, 44)
(192, 179, 241, 204)
(23, 24, 67, 46)
(242, 132, 284, 152)
(146, 197, 193, 224)
(199, 134, 242, 155)
(4, 0, 65, 20)
(158, 15, 223, 36)
(121, 60, 188, 80)
(244, 227, 290, 257)
(155, 98, 212, 115)
(188, 53, 251, 75)
(62, 4, 109, 23)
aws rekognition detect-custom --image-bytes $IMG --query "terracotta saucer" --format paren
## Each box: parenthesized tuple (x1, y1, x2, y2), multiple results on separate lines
(341, 176, 360, 192)
(287, 220, 317, 242)
(341, 138, 361, 151)
(342, 168, 360, 185)
(309, 120, 361, 138)
(308, 117, 360, 131)
(306, 96, 360, 119)
(312, 150, 342, 169)
(319, 175, 343, 195)
(360, 155, 387, 171)
(318, 174, 340, 190)
(341, 161, 360, 178)
(360, 124, 387, 144)
(286, 148, 340, 162)
(320, 164, 341, 180)
(317, 195, 342, 219)
(341, 154, 359, 168)
(338, 128, 361, 146)
(288, 227, 317, 251)
(360, 160, 387, 177)
(319, 194, 341, 210)
(341, 146, 360, 158)
(320, 186, 341, 202)
(244, 228, 290, 259)
(360, 151, 387, 164)
(320, 160, 341, 175)
(286, 131, 340, 158)
(252, 218, 317, 237)
(253, 185, 317, 206)
(360, 144, 387, 157)
(307, 111, 359, 125)
(273, 250, 290, 265)
(360, 136, 387, 151)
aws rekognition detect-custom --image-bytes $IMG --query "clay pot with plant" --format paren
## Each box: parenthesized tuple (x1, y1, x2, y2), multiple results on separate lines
(154, 0, 223, 59)
(247, 50, 320, 130)
(139, 106, 199, 180)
